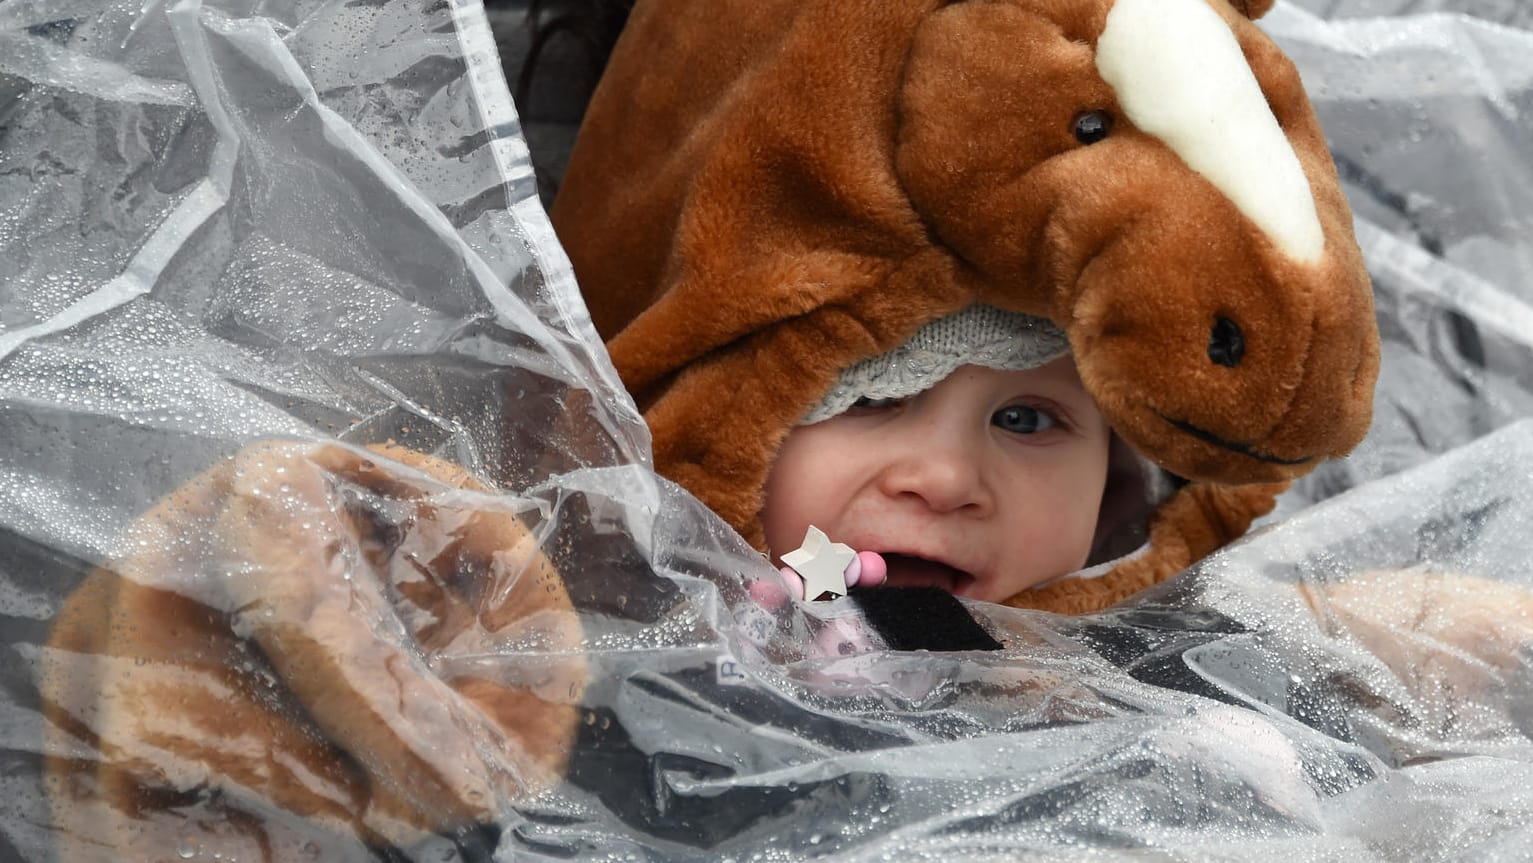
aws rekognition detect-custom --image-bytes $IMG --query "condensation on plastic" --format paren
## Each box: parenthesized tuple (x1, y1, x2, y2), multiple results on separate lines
(1, 1, 1531, 861)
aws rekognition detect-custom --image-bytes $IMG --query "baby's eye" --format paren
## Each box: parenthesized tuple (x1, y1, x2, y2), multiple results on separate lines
(992, 404, 1057, 435)
(849, 396, 903, 411)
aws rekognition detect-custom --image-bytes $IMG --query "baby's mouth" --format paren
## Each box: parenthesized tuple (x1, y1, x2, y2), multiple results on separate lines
(880, 554, 975, 595)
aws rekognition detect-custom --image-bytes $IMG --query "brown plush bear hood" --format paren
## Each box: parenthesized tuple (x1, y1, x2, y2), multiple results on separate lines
(552, 0, 1378, 613)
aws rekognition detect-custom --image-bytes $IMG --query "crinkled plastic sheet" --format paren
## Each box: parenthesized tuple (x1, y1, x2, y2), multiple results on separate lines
(2, 0, 1533, 860)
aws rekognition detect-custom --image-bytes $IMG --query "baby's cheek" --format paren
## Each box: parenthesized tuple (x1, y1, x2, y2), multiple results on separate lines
(760, 484, 821, 565)
(983, 526, 1089, 601)
(1065, 495, 1107, 570)
(1035, 476, 1104, 564)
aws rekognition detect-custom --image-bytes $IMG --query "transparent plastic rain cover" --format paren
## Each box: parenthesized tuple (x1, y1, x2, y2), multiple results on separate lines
(4, 1, 1533, 860)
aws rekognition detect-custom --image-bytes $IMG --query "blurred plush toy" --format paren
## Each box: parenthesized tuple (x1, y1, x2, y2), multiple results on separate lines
(42, 443, 585, 860)
(553, 0, 1379, 613)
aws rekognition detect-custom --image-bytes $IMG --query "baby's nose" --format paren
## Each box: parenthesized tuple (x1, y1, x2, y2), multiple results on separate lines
(877, 432, 992, 515)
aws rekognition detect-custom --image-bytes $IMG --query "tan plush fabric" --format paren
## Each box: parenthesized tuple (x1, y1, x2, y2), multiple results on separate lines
(42, 443, 584, 859)
(553, 0, 1379, 612)
(1300, 570, 1533, 713)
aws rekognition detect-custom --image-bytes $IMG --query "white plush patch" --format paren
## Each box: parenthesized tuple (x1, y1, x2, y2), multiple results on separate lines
(1096, 0, 1325, 264)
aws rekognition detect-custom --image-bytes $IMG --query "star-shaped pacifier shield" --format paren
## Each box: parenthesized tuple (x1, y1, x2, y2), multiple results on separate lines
(781, 525, 856, 602)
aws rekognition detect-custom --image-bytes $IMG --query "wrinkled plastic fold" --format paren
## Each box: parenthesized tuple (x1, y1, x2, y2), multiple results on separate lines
(2, 0, 1532, 860)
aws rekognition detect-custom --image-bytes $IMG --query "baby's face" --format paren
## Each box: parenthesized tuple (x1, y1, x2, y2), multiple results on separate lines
(762, 359, 1111, 603)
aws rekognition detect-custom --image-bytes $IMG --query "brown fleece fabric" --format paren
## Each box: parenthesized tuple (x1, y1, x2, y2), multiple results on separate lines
(42, 443, 584, 860)
(553, 0, 1379, 611)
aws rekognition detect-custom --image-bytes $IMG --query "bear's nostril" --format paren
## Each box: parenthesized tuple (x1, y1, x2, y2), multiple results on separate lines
(1208, 316, 1245, 367)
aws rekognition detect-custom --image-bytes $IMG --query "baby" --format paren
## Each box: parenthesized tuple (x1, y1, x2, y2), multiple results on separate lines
(547, 0, 1364, 618)
(761, 306, 1117, 606)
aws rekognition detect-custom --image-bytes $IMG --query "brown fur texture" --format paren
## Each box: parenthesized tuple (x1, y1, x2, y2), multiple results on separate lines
(552, 0, 1378, 610)
(42, 442, 585, 859)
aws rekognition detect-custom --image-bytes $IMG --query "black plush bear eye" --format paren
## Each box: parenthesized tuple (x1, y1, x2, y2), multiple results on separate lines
(1072, 110, 1113, 145)
(1208, 316, 1246, 368)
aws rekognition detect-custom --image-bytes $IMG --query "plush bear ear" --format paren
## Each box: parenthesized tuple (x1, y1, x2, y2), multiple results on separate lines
(1231, 0, 1276, 18)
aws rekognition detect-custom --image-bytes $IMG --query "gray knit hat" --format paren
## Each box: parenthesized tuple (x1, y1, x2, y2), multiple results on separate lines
(804, 304, 1070, 424)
